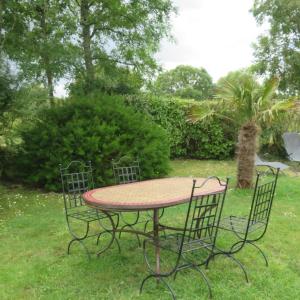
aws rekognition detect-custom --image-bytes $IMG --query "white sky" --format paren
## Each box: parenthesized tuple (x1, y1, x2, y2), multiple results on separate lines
(156, 0, 267, 81)
(55, 0, 267, 97)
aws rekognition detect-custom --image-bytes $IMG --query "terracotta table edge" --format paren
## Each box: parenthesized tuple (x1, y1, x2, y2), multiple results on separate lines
(83, 177, 226, 211)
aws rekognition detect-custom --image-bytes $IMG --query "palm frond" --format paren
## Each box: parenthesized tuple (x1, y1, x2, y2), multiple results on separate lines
(259, 98, 297, 124)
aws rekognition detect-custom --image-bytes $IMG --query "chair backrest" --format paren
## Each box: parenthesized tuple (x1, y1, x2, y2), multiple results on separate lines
(179, 177, 229, 254)
(59, 161, 94, 210)
(112, 158, 140, 184)
(282, 132, 300, 161)
(247, 168, 279, 233)
(255, 154, 264, 164)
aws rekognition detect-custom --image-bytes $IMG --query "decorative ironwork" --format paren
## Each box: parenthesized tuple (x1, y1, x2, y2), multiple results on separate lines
(140, 177, 229, 300)
(207, 168, 280, 281)
(112, 158, 164, 244)
(60, 161, 119, 259)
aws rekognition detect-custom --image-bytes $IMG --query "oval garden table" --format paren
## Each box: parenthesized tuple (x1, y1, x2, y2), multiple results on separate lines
(83, 177, 226, 276)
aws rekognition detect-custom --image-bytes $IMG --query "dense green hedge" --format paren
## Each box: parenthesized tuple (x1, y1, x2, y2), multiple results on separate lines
(13, 94, 170, 190)
(125, 94, 236, 159)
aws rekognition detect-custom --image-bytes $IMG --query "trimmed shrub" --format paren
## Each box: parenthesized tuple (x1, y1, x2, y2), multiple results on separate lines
(15, 94, 170, 191)
(125, 94, 236, 159)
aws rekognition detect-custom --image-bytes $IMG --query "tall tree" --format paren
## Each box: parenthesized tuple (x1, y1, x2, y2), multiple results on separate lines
(69, 0, 174, 92)
(252, 0, 300, 95)
(1, 0, 75, 104)
(190, 73, 296, 188)
(153, 65, 214, 100)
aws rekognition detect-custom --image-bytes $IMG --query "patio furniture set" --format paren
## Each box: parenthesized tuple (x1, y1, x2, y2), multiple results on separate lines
(60, 156, 281, 299)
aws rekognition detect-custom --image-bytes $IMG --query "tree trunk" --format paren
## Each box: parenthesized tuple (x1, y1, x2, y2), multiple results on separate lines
(80, 0, 94, 89)
(45, 66, 54, 105)
(236, 121, 259, 189)
(38, 0, 54, 106)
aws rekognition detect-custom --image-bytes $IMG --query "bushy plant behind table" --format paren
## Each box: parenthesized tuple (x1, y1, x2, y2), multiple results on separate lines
(16, 95, 170, 191)
(125, 94, 235, 159)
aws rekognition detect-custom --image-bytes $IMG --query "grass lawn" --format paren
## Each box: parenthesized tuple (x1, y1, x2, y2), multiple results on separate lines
(1, 160, 300, 299)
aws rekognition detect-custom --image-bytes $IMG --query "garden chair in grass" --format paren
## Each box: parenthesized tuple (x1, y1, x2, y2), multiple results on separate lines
(112, 157, 163, 245)
(255, 154, 289, 173)
(208, 168, 279, 282)
(60, 161, 119, 259)
(140, 177, 229, 300)
(282, 132, 300, 164)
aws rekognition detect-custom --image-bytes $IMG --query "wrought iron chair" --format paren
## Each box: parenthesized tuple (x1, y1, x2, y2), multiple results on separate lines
(140, 177, 229, 300)
(112, 158, 160, 245)
(208, 168, 280, 282)
(60, 161, 119, 259)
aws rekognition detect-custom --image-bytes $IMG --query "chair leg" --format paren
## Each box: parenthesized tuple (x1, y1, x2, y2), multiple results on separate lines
(66, 219, 91, 259)
(140, 274, 176, 300)
(67, 238, 91, 260)
(192, 265, 212, 299)
(96, 210, 121, 255)
(207, 251, 249, 283)
(246, 241, 268, 267)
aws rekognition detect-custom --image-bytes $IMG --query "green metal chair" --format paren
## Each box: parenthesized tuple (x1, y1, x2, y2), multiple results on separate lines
(140, 177, 229, 299)
(60, 160, 119, 259)
(208, 168, 280, 282)
(112, 158, 164, 245)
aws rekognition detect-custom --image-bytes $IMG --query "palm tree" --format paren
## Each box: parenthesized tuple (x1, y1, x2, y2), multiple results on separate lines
(190, 74, 296, 188)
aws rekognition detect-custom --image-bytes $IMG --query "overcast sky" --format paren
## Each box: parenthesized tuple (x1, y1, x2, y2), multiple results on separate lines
(156, 0, 267, 80)
(55, 0, 267, 97)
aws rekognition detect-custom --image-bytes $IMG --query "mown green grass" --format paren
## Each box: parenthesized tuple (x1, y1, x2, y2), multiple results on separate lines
(1, 160, 300, 299)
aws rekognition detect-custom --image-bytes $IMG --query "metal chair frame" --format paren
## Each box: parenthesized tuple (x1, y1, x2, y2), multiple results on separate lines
(140, 177, 229, 300)
(112, 158, 164, 245)
(60, 161, 119, 259)
(208, 168, 280, 282)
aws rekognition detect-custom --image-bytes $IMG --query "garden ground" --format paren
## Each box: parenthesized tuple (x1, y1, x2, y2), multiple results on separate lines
(1, 160, 300, 299)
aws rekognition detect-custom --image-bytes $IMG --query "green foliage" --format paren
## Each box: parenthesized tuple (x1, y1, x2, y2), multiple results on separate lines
(153, 65, 214, 100)
(12, 94, 170, 190)
(69, 64, 143, 97)
(1, 0, 75, 99)
(252, 0, 300, 95)
(125, 94, 235, 159)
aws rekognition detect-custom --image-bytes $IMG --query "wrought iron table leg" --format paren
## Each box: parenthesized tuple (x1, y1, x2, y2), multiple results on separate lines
(153, 208, 160, 284)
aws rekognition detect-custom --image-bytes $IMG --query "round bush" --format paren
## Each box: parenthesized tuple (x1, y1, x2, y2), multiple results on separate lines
(17, 94, 170, 190)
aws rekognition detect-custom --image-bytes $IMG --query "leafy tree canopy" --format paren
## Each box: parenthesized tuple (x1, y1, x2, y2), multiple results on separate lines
(153, 65, 214, 100)
(1, 0, 175, 98)
(69, 62, 143, 97)
(252, 0, 300, 95)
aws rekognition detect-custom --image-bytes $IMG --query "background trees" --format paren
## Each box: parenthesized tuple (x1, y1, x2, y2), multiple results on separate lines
(252, 0, 300, 95)
(1, 0, 75, 104)
(1, 0, 175, 99)
(153, 65, 214, 100)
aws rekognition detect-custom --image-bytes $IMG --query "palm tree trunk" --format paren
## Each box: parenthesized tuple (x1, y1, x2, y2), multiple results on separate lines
(236, 121, 259, 189)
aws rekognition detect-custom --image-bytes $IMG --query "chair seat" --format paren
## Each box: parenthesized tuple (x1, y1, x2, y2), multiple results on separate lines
(146, 233, 214, 254)
(255, 155, 289, 170)
(68, 208, 118, 222)
(218, 216, 266, 234)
